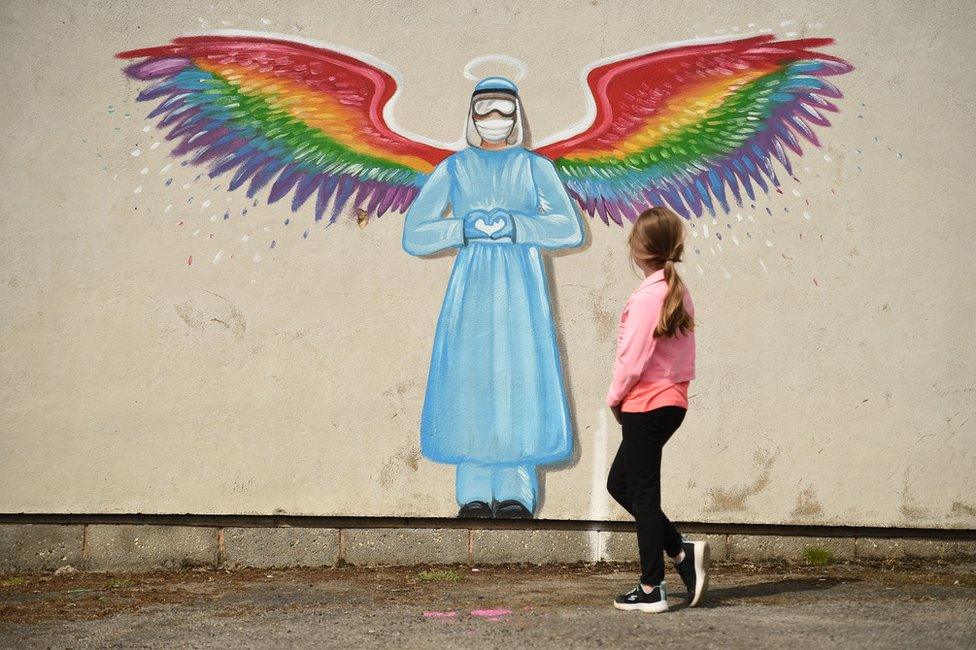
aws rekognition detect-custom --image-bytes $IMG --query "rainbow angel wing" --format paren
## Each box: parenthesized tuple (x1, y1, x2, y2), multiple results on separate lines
(535, 35, 854, 224)
(116, 34, 453, 222)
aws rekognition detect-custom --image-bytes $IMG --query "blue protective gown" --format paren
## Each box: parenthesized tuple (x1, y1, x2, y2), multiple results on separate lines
(402, 145, 585, 471)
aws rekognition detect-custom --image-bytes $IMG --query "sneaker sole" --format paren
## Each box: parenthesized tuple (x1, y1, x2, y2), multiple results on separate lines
(688, 541, 709, 607)
(613, 600, 669, 613)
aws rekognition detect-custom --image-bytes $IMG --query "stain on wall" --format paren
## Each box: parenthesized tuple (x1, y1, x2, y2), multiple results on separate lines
(900, 470, 932, 522)
(789, 487, 825, 519)
(378, 444, 421, 489)
(589, 248, 618, 343)
(950, 502, 976, 518)
(173, 293, 247, 339)
(706, 449, 777, 512)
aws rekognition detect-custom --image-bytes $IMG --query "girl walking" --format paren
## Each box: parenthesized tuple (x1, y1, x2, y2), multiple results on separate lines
(605, 207, 709, 612)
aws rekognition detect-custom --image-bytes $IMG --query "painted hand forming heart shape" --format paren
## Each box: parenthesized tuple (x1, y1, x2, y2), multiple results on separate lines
(474, 217, 506, 236)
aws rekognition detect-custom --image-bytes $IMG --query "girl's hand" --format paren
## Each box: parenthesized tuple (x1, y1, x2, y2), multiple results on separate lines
(610, 405, 622, 425)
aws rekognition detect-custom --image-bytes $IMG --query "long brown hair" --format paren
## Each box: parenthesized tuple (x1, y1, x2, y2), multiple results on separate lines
(628, 207, 695, 338)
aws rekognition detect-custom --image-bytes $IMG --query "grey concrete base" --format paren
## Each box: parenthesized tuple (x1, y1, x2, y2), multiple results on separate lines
(343, 528, 468, 566)
(223, 527, 339, 568)
(1, 523, 975, 573)
(472, 529, 591, 564)
(728, 535, 856, 562)
(0, 525, 84, 572)
(86, 525, 218, 571)
(855, 537, 976, 560)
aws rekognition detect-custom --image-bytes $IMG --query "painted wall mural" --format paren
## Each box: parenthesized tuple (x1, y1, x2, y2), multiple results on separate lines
(402, 76, 584, 519)
(115, 31, 852, 519)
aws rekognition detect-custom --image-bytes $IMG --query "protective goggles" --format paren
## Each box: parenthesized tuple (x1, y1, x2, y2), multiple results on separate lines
(472, 98, 517, 118)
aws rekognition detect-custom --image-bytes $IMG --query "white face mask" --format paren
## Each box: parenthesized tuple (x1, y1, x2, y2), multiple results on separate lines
(475, 117, 515, 142)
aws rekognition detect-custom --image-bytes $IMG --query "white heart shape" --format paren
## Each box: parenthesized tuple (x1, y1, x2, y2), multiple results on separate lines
(474, 217, 505, 236)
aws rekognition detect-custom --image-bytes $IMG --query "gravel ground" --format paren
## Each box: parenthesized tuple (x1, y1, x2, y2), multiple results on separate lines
(1, 559, 975, 648)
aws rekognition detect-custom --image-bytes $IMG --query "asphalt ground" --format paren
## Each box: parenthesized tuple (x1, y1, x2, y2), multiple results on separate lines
(2, 559, 975, 648)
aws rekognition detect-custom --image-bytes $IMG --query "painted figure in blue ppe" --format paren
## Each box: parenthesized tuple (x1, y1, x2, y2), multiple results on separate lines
(402, 77, 585, 519)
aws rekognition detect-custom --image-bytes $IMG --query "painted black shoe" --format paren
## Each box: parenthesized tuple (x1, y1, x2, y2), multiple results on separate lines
(492, 499, 533, 519)
(613, 581, 669, 613)
(674, 540, 710, 606)
(457, 501, 492, 518)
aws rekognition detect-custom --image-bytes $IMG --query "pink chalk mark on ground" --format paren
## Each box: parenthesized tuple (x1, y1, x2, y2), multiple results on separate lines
(423, 611, 457, 619)
(471, 608, 511, 621)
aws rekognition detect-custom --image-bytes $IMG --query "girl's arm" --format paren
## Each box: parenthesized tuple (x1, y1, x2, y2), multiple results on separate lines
(402, 160, 463, 256)
(605, 289, 663, 407)
(509, 155, 585, 249)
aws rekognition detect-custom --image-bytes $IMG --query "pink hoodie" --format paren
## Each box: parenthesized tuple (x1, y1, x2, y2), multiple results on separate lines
(606, 269, 696, 407)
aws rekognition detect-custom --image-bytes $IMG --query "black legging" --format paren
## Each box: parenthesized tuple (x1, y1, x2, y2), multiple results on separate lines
(607, 405, 686, 585)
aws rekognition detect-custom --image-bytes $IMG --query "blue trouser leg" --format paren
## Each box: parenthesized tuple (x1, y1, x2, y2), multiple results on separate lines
(491, 464, 538, 512)
(456, 463, 538, 510)
(456, 463, 492, 506)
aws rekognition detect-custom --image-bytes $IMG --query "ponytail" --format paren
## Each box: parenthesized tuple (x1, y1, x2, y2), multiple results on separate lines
(656, 259, 694, 338)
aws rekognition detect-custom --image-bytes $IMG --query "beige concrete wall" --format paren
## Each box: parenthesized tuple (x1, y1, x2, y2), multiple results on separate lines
(1, 0, 973, 529)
